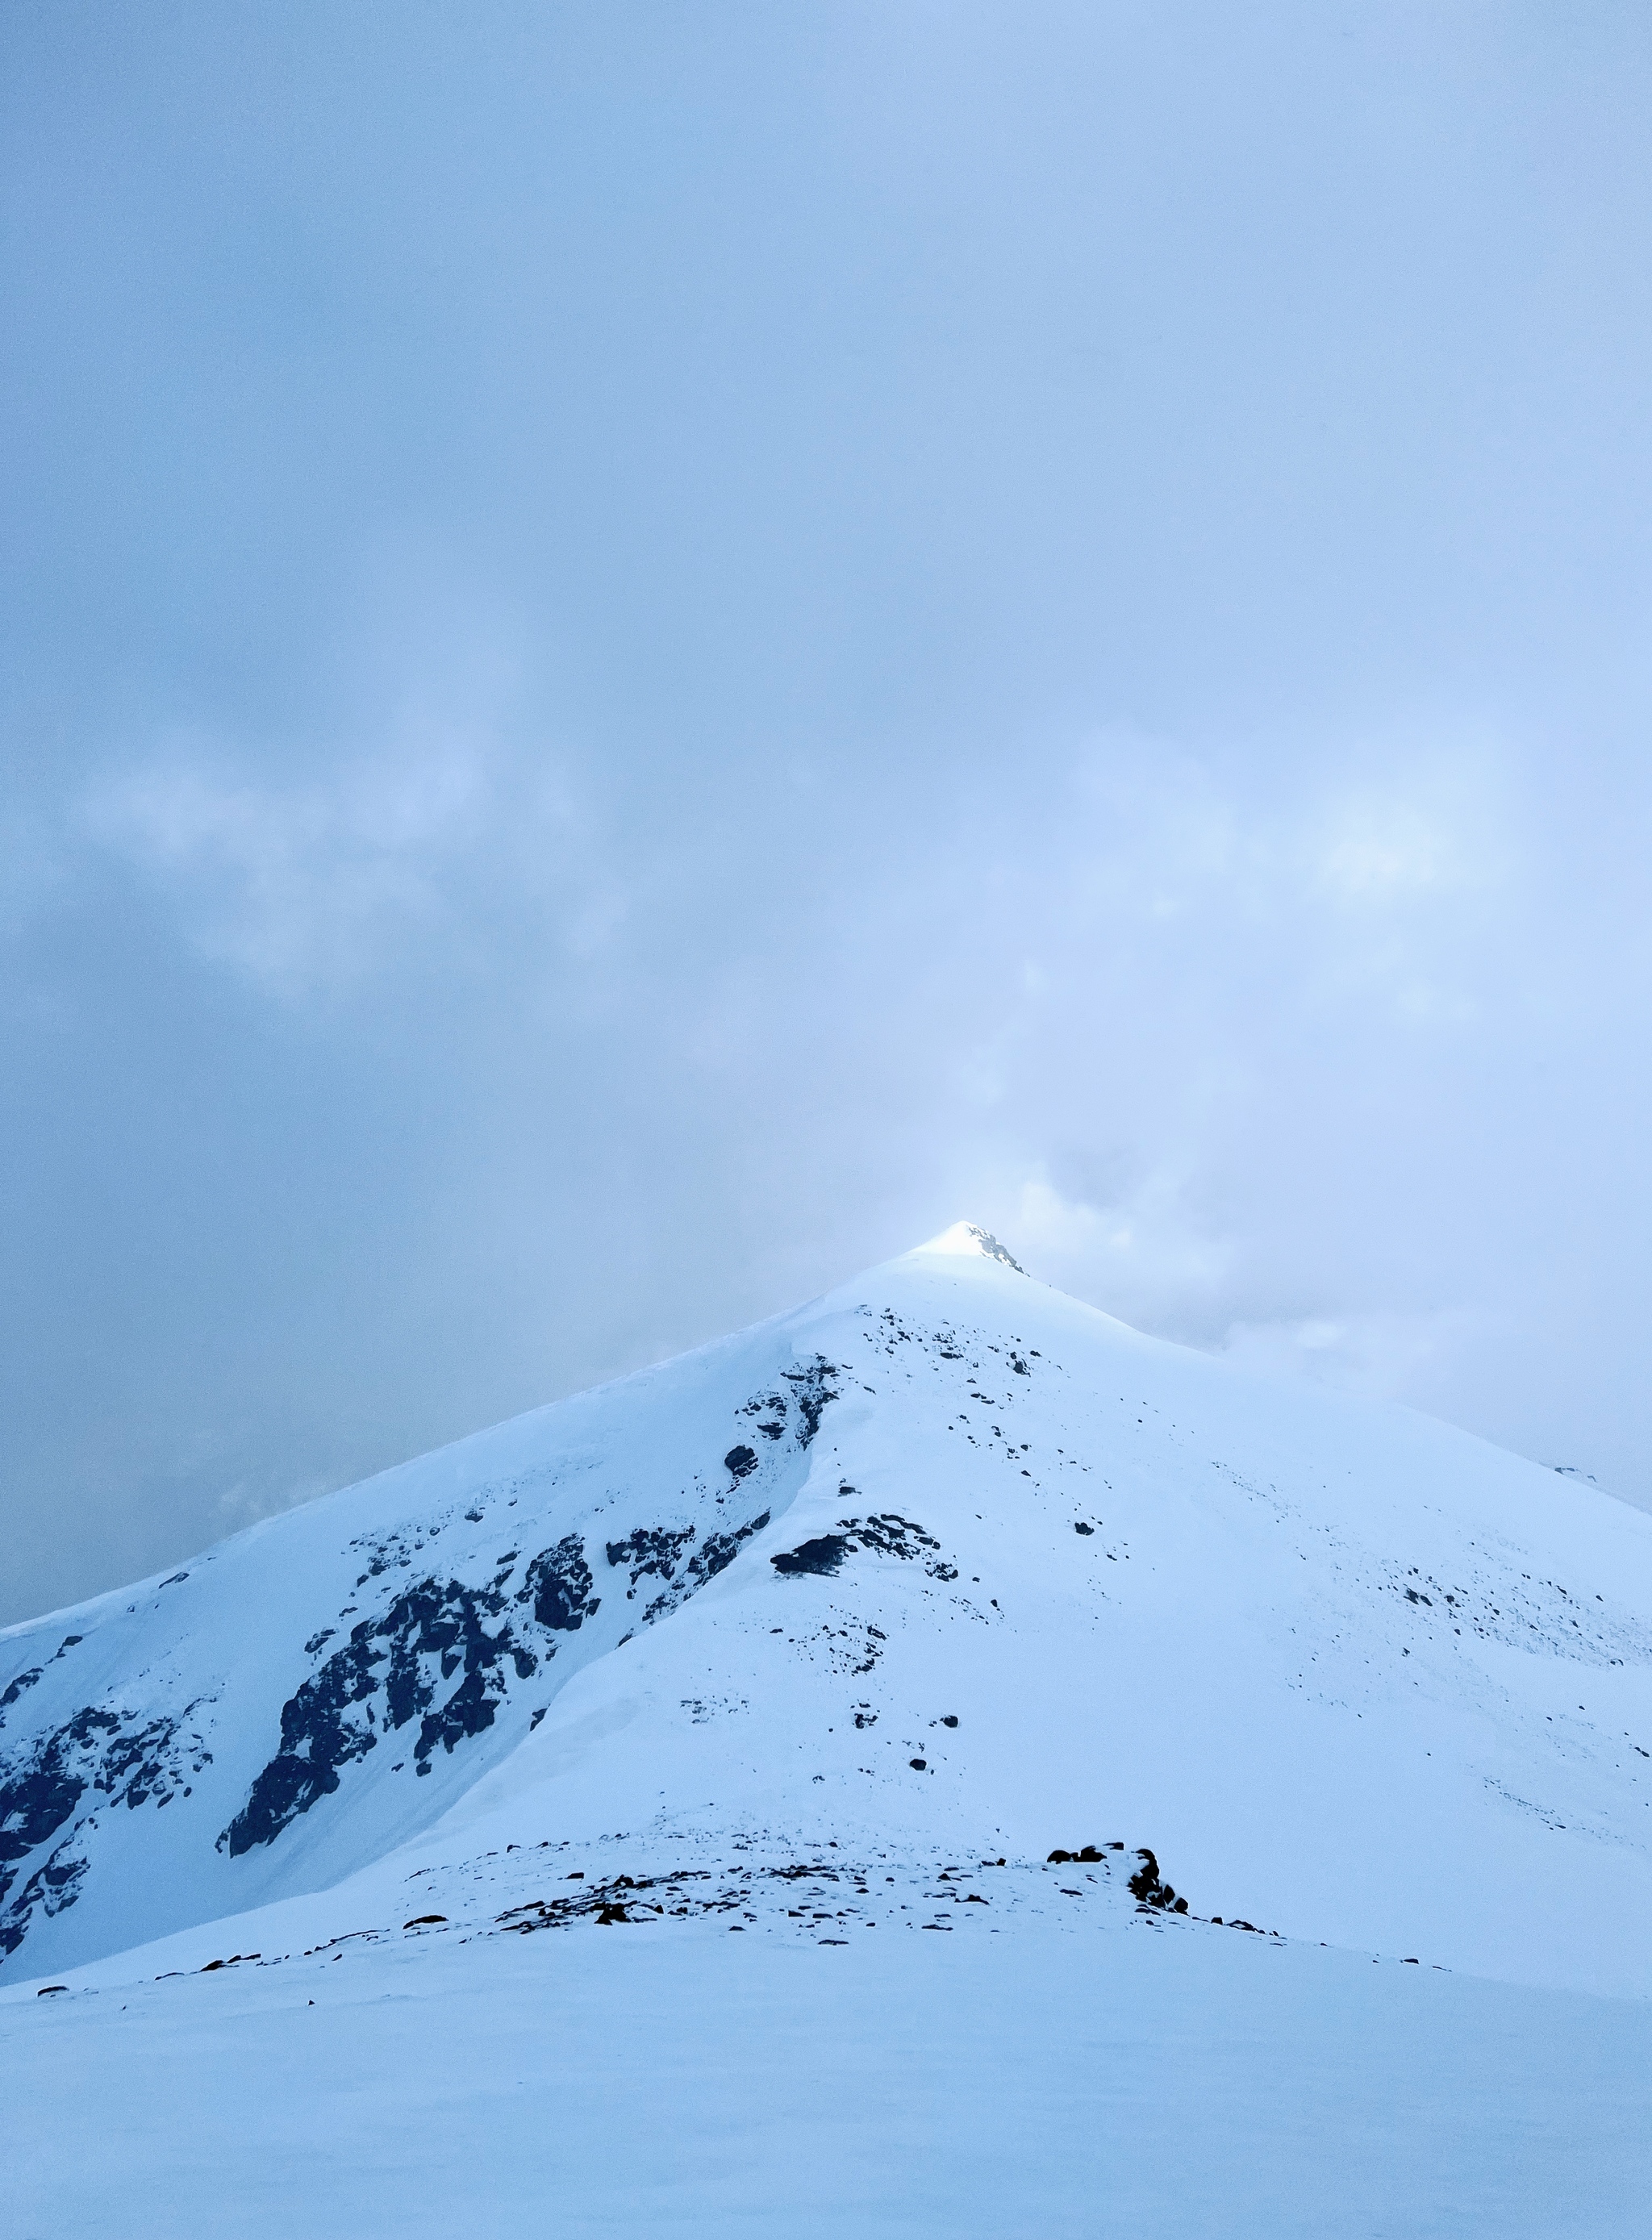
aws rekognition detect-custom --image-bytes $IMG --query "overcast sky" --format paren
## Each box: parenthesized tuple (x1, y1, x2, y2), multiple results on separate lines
(5, 2, 1651, 1625)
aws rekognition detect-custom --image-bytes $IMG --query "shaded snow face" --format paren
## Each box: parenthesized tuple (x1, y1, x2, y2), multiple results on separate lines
(0, 1349, 840, 1968)
(218, 1538, 603, 1858)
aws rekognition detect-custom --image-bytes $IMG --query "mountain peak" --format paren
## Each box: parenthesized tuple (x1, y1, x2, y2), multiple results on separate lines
(9, 1201, 1652, 2004)
(914, 1221, 1028, 1274)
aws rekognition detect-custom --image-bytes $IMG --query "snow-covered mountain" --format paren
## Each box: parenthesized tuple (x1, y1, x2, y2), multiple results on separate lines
(6, 1223, 1652, 1994)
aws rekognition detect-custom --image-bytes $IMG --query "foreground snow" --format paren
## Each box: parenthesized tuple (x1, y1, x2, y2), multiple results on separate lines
(7, 1906, 1650, 2238)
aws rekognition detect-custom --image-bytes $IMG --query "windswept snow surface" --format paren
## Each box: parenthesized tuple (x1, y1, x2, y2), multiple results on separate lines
(8, 1912, 1652, 2240)
(6, 1223, 1652, 2232)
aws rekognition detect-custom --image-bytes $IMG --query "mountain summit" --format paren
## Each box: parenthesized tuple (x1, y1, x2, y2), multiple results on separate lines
(913, 1221, 1030, 1274)
(3, 1234, 1650, 1993)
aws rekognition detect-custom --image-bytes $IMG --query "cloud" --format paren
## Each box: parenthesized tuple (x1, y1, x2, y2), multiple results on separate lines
(1003, 1174, 1233, 1321)
(62, 571, 606, 1001)
(70, 685, 620, 1003)
(1217, 1306, 1485, 1403)
(1310, 737, 1515, 909)
(78, 741, 492, 991)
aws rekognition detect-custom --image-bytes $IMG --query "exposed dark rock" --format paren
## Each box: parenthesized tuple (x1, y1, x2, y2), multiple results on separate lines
(223, 1556, 589, 1857)
(415, 1665, 501, 1765)
(785, 1358, 841, 1445)
(1, 1833, 90, 1954)
(0, 1667, 44, 1718)
(772, 1536, 853, 1579)
(690, 1514, 770, 1585)
(607, 1526, 695, 1586)
(1128, 1846, 1190, 1913)
(8, 1360, 845, 1961)
(1, 1698, 212, 1953)
(518, 1537, 599, 1633)
(224, 1483, 777, 1866)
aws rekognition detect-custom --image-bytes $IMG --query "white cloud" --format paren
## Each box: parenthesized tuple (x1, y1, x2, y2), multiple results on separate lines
(1217, 1306, 1483, 1402)
(1008, 1174, 1233, 1317)
(83, 748, 484, 983)
(74, 718, 595, 998)
(1316, 803, 1457, 901)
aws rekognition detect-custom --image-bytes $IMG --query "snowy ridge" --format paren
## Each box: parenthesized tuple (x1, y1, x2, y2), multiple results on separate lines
(5, 1223, 1652, 1995)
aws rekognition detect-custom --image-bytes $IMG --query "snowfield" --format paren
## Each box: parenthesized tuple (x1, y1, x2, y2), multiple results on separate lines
(10, 1909, 1652, 2239)
(4, 1224, 1651, 2233)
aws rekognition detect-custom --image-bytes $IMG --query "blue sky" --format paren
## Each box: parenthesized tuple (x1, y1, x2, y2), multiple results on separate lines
(5, 2, 1652, 1621)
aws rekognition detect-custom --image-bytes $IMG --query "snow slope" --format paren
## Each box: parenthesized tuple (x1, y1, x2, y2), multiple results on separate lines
(6, 1224, 1652, 1996)
(9, 1908, 1652, 2240)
